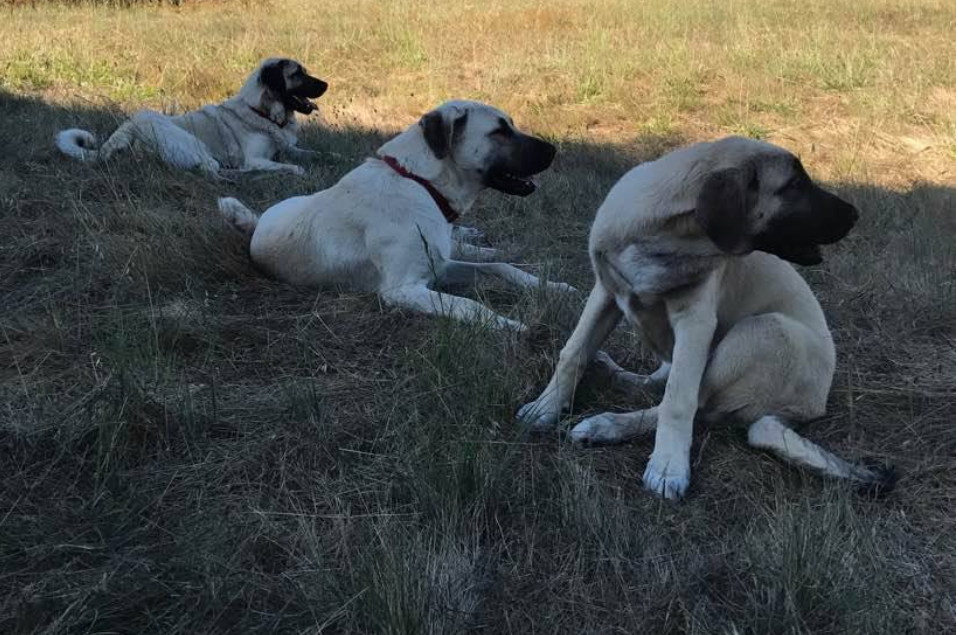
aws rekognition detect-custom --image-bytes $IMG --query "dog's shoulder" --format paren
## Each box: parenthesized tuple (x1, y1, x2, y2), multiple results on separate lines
(326, 159, 454, 247)
(589, 144, 727, 302)
(593, 147, 709, 240)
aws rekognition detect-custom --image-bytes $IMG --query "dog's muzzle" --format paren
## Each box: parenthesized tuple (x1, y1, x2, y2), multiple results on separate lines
(287, 77, 328, 114)
(753, 187, 859, 266)
(485, 135, 557, 197)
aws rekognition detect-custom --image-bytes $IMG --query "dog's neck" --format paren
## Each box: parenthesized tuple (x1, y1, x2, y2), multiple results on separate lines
(380, 155, 460, 223)
(249, 104, 290, 128)
(376, 127, 483, 218)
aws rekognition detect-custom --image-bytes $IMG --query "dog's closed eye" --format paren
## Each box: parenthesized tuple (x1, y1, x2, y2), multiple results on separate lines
(775, 172, 804, 194)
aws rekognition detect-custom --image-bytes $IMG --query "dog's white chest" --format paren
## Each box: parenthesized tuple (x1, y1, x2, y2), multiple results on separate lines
(244, 133, 277, 159)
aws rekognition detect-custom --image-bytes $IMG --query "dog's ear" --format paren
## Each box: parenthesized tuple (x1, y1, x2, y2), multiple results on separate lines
(260, 60, 287, 95)
(420, 109, 469, 159)
(694, 166, 755, 253)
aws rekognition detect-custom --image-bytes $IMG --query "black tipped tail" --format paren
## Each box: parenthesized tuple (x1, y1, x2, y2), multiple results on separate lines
(856, 459, 898, 499)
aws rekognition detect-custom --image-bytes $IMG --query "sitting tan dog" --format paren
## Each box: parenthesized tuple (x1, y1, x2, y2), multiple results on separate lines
(519, 136, 895, 499)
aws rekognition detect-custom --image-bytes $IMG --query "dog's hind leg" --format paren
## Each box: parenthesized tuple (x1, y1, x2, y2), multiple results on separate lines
(380, 283, 526, 331)
(217, 197, 260, 237)
(93, 120, 139, 161)
(701, 312, 895, 494)
(747, 416, 896, 496)
(130, 111, 221, 174)
(569, 407, 658, 446)
(592, 350, 670, 392)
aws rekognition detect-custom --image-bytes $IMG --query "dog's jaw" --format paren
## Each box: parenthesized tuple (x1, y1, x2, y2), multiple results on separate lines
(288, 95, 318, 115)
(286, 76, 327, 115)
(485, 169, 539, 196)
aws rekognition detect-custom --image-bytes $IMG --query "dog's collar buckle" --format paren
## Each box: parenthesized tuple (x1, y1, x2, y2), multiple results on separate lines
(379, 155, 459, 223)
(249, 106, 287, 128)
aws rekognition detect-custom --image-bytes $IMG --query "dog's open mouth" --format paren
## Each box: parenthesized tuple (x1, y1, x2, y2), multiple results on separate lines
(755, 239, 823, 266)
(287, 80, 328, 115)
(288, 95, 318, 115)
(777, 244, 823, 266)
(486, 169, 539, 197)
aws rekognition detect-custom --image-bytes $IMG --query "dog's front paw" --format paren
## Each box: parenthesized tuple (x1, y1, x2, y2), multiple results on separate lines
(286, 165, 307, 176)
(493, 316, 527, 332)
(569, 413, 622, 446)
(199, 158, 222, 175)
(643, 449, 690, 500)
(517, 398, 562, 431)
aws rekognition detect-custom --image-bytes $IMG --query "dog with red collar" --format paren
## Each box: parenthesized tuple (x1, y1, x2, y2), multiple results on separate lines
(56, 58, 327, 177)
(218, 100, 574, 330)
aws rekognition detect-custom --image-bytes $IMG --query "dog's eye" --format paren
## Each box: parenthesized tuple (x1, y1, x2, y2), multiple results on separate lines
(777, 173, 803, 193)
(490, 119, 514, 138)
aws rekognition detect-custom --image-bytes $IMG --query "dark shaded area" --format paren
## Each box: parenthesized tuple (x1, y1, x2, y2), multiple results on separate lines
(0, 89, 954, 635)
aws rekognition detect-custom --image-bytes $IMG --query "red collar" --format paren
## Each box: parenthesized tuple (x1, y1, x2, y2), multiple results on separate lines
(249, 106, 288, 128)
(380, 155, 459, 223)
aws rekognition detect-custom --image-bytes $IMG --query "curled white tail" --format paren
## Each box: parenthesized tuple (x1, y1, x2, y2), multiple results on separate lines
(55, 129, 100, 161)
(218, 197, 260, 238)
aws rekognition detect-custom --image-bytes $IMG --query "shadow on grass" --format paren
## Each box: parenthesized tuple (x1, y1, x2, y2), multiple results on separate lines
(0, 88, 954, 635)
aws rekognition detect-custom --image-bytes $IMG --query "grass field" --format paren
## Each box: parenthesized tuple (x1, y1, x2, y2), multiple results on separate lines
(0, 0, 955, 633)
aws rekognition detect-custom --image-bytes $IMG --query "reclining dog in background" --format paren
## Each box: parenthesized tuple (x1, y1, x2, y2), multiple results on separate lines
(518, 136, 896, 499)
(55, 58, 327, 177)
(219, 100, 572, 331)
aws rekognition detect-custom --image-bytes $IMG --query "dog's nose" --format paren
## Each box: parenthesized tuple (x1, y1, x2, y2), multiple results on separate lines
(538, 139, 558, 167)
(817, 194, 859, 244)
(847, 202, 860, 225)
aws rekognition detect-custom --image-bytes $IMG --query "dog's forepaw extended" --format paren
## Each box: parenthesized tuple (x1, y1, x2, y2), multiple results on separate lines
(494, 317, 528, 332)
(570, 413, 623, 446)
(547, 281, 578, 294)
(643, 450, 690, 500)
(199, 158, 222, 176)
(517, 399, 561, 431)
(286, 165, 307, 176)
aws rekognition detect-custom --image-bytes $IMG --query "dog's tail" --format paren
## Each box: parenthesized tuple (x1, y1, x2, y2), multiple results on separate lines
(55, 122, 136, 162)
(55, 128, 101, 161)
(218, 197, 260, 238)
(747, 415, 898, 498)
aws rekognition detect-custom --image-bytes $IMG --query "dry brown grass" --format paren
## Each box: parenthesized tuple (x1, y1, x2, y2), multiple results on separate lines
(0, 0, 955, 633)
